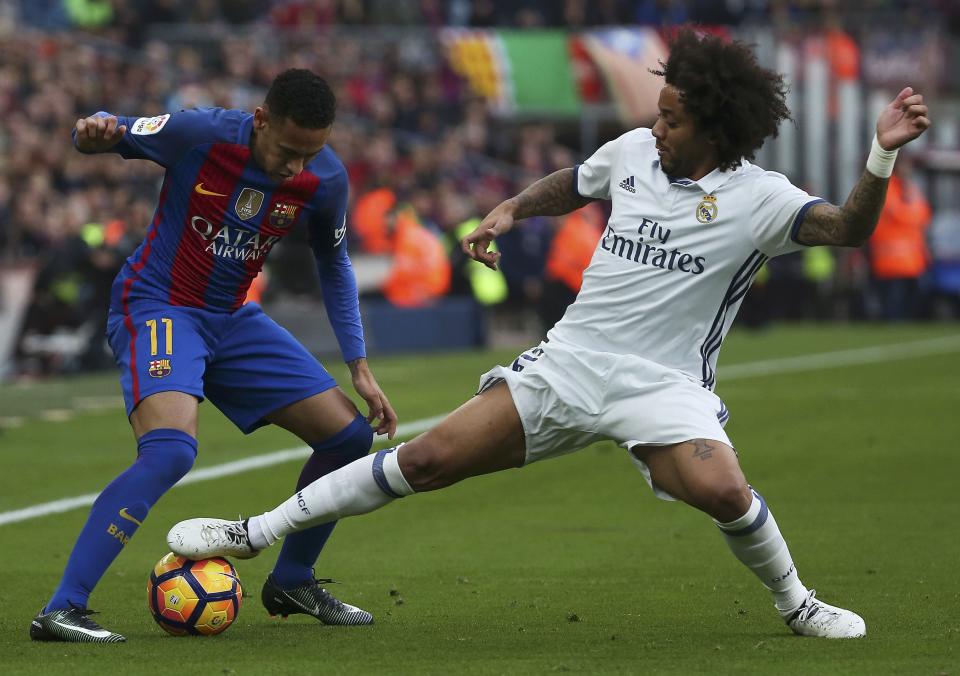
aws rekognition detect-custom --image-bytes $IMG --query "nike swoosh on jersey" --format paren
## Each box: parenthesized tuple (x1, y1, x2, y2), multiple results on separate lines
(51, 619, 112, 638)
(118, 508, 143, 526)
(195, 183, 228, 197)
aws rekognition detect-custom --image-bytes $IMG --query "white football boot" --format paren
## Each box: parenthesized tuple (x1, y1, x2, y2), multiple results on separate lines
(167, 518, 260, 560)
(785, 589, 866, 638)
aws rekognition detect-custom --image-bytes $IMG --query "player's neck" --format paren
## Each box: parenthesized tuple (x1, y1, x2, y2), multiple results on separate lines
(248, 128, 265, 170)
(687, 158, 720, 182)
(247, 129, 282, 184)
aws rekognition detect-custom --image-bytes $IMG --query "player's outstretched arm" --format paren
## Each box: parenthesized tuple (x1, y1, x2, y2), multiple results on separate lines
(462, 167, 593, 270)
(348, 358, 398, 439)
(795, 87, 930, 247)
(74, 114, 127, 153)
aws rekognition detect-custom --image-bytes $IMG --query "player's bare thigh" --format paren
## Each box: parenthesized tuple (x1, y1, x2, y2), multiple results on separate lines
(266, 388, 359, 443)
(634, 439, 752, 522)
(399, 380, 526, 492)
(130, 391, 200, 439)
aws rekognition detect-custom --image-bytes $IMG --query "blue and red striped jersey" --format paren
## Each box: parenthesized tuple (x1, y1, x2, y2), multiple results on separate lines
(78, 107, 365, 362)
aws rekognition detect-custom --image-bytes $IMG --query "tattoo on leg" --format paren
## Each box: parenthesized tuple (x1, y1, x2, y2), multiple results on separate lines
(691, 439, 714, 461)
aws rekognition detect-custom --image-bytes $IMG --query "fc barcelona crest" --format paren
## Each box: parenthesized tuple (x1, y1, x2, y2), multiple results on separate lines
(696, 194, 718, 224)
(148, 359, 172, 378)
(235, 188, 265, 221)
(269, 203, 299, 229)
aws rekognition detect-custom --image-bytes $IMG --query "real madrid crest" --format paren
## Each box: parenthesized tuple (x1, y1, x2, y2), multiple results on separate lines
(235, 188, 265, 221)
(268, 202, 299, 229)
(696, 194, 718, 224)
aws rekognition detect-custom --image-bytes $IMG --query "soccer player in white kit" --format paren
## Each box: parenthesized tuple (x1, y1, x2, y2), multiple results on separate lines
(169, 30, 930, 639)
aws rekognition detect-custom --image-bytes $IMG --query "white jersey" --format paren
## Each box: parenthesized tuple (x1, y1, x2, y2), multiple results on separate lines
(548, 128, 823, 390)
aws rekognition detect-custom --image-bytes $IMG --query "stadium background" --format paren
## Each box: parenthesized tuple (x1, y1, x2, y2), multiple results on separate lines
(0, 0, 958, 376)
(0, 3, 959, 674)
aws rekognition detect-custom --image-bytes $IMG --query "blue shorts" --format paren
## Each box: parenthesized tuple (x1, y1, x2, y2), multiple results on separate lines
(107, 302, 337, 433)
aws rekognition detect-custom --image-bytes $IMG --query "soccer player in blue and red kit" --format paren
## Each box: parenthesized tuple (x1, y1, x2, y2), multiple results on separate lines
(30, 69, 397, 643)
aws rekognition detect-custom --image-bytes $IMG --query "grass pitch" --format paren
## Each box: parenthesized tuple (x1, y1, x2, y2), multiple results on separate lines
(1, 324, 958, 675)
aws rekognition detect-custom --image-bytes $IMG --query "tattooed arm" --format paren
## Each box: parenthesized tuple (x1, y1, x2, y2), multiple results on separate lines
(795, 86, 930, 247)
(794, 172, 889, 247)
(461, 168, 593, 270)
(511, 168, 594, 218)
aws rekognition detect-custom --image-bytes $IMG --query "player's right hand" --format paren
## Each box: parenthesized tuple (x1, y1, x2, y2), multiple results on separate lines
(349, 359, 399, 439)
(461, 199, 517, 270)
(74, 115, 126, 153)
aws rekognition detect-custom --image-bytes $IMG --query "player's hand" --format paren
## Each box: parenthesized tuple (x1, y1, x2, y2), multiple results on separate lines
(74, 115, 127, 153)
(349, 359, 398, 439)
(876, 87, 930, 151)
(461, 199, 518, 270)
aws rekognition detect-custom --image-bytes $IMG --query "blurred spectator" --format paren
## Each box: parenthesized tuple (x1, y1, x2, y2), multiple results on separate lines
(381, 204, 451, 307)
(272, 0, 338, 29)
(352, 188, 397, 255)
(635, 0, 689, 26)
(438, 191, 508, 306)
(539, 203, 605, 331)
(63, 0, 113, 29)
(868, 154, 932, 320)
(13, 216, 137, 375)
(19, 0, 69, 30)
(799, 247, 838, 319)
(497, 212, 552, 314)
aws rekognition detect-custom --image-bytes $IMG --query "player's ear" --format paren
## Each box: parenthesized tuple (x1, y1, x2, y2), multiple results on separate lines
(253, 107, 268, 130)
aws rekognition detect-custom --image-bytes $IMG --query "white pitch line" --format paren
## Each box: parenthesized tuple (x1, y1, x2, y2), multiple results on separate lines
(720, 334, 960, 380)
(0, 415, 445, 527)
(2, 334, 959, 528)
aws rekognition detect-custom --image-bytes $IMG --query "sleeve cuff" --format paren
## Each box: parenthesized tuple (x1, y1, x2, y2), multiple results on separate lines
(342, 349, 366, 363)
(789, 198, 827, 244)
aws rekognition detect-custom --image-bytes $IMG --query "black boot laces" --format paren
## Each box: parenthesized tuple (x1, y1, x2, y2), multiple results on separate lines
(304, 577, 345, 610)
(65, 605, 107, 631)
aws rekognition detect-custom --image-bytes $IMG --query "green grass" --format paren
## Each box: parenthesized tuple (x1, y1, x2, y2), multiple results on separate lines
(1, 324, 959, 675)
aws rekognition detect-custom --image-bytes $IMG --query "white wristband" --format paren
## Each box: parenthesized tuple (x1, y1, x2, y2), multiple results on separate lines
(865, 135, 898, 178)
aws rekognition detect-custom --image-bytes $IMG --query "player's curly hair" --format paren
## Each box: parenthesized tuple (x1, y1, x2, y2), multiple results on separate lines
(265, 68, 336, 128)
(650, 28, 792, 172)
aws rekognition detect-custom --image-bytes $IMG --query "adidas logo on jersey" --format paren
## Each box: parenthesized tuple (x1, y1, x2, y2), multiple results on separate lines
(618, 176, 636, 193)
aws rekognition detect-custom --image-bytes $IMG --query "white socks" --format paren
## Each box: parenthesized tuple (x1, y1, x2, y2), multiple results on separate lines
(716, 490, 808, 615)
(245, 450, 808, 619)
(247, 447, 414, 550)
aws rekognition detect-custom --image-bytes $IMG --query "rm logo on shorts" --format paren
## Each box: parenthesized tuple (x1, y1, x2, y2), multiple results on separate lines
(511, 346, 544, 372)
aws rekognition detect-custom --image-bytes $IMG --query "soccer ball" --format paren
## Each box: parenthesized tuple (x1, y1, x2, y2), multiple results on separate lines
(147, 553, 243, 636)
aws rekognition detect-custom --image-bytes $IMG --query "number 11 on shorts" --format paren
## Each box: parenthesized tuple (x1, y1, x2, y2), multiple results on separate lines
(145, 318, 173, 356)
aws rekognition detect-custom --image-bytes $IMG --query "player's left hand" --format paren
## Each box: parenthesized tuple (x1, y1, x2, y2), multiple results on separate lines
(876, 87, 931, 151)
(462, 198, 518, 270)
(349, 359, 398, 438)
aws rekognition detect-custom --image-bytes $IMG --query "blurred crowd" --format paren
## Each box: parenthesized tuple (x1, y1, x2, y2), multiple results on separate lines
(10, 0, 958, 38)
(0, 3, 596, 374)
(0, 0, 956, 376)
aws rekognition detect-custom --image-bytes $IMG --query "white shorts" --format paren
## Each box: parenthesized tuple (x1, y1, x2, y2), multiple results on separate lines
(477, 340, 731, 500)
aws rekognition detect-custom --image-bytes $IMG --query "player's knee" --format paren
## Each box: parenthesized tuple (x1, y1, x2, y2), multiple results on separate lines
(339, 421, 374, 463)
(137, 428, 198, 485)
(155, 439, 197, 485)
(397, 439, 459, 492)
(687, 478, 752, 522)
(312, 415, 373, 464)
